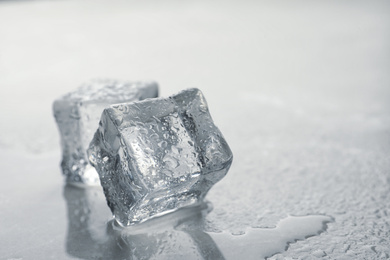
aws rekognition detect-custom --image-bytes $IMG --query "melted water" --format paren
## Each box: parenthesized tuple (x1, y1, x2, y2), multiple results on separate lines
(62, 182, 333, 259)
(209, 215, 333, 259)
(63, 183, 333, 260)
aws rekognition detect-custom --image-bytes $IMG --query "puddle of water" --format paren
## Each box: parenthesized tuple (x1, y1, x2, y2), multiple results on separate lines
(63, 183, 333, 259)
(209, 215, 334, 260)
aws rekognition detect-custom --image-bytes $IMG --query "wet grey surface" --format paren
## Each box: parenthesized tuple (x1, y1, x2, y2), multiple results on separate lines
(0, 0, 389, 259)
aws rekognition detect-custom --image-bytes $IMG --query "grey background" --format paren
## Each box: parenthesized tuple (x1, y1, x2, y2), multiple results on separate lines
(0, 0, 389, 259)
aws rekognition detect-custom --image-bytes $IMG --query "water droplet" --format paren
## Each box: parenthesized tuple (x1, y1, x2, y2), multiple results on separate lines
(231, 230, 246, 236)
(158, 141, 167, 148)
(115, 117, 123, 126)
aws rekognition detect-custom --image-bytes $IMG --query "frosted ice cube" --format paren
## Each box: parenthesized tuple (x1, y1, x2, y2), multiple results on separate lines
(53, 79, 159, 185)
(88, 88, 233, 226)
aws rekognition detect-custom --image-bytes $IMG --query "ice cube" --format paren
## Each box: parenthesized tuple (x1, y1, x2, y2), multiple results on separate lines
(53, 79, 159, 185)
(88, 88, 233, 226)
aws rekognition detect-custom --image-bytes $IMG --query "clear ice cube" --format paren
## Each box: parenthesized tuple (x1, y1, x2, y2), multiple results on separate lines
(53, 79, 159, 185)
(88, 88, 233, 226)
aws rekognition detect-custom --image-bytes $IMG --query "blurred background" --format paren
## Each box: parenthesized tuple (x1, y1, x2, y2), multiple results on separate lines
(1, 0, 389, 153)
(0, 0, 389, 259)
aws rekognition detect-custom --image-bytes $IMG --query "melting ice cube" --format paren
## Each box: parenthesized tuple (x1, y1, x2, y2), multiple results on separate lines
(88, 88, 233, 226)
(53, 79, 159, 185)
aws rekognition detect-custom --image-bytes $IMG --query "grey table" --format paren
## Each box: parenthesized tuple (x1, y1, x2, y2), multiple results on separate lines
(0, 1, 389, 259)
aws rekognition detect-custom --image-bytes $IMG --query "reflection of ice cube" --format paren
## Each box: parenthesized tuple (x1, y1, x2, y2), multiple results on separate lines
(64, 187, 223, 260)
(53, 79, 159, 185)
(118, 229, 222, 260)
(88, 88, 233, 226)
(63, 185, 112, 259)
(106, 203, 224, 260)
